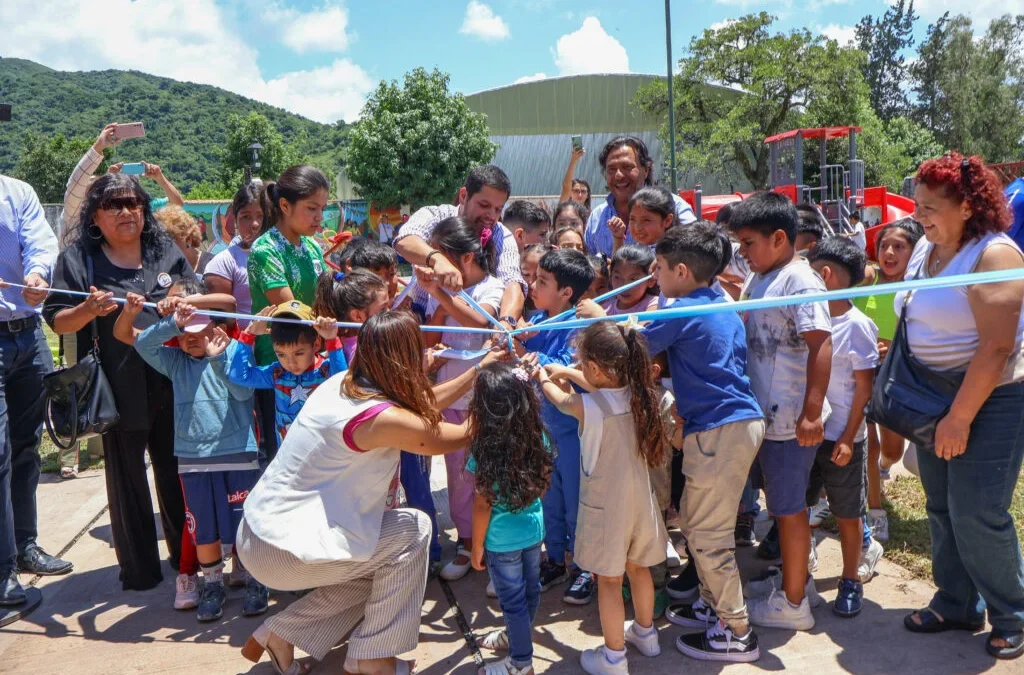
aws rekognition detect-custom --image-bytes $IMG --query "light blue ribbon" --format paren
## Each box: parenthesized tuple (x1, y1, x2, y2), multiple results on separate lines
(532, 274, 654, 326)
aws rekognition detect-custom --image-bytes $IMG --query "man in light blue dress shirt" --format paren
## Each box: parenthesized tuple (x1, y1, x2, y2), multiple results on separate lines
(584, 136, 697, 257)
(0, 174, 72, 607)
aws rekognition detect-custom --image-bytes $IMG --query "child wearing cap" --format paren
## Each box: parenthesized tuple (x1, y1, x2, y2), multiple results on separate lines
(128, 294, 267, 624)
(224, 300, 348, 442)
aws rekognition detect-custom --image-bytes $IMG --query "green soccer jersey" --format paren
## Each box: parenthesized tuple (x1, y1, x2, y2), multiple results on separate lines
(247, 228, 326, 364)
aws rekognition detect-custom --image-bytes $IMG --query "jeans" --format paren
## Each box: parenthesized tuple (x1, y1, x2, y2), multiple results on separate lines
(917, 380, 1024, 632)
(486, 543, 542, 668)
(400, 451, 441, 562)
(739, 476, 761, 517)
(542, 431, 581, 563)
(0, 323, 52, 574)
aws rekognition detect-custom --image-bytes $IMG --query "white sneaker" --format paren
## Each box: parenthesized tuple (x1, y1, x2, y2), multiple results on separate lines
(747, 590, 815, 631)
(808, 534, 819, 573)
(486, 579, 497, 598)
(440, 545, 472, 581)
(666, 540, 681, 568)
(868, 509, 889, 542)
(174, 573, 199, 610)
(580, 646, 629, 675)
(858, 537, 884, 583)
(808, 498, 832, 528)
(743, 567, 823, 608)
(624, 620, 660, 657)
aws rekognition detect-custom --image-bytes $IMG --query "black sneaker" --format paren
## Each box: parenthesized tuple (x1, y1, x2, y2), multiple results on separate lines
(666, 597, 718, 629)
(242, 578, 270, 617)
(196, 580, 226, 622)
(735, 513, 757, 547)
(563, 570, 595, 605)
(676, 620, 760, 663)
(667, 564, 700, 601)
(538, 559, 568, 592)
(756, 521, 781, 561)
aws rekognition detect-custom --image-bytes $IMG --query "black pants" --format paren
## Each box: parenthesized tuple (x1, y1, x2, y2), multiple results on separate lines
(101, 376, 184, 591)
(0, 324, 51, 574)
(254, 389, 279, 466)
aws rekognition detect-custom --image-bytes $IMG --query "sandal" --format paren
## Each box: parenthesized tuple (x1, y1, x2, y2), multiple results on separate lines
(478, 656, 533, 675)
(480, 629, 510, 651)
(986, 630, 1024, 660)
(903, 607, 984, 634)
(241, 624, 312, 674)
(60, 465, 78, 480)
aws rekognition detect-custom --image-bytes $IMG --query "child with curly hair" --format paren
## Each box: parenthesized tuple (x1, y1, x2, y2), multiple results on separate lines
(468, 362, 553, 675)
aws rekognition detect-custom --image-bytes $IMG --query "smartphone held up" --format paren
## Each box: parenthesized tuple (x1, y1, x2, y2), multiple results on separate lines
(571, 134, 583, 152)
(113, 122, 146, 141)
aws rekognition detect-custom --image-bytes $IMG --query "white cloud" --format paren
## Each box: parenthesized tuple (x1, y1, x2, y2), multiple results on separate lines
(514, 72, 549, 84)
(0, 0, 374, 123)
(553, 17, 629, 75)
(709, 19, 739, 31)
(820, 23, 857, 46)
(913, 0, 1007, 27)
(459, 1, 510, 41)
(263, 1, 352, 54)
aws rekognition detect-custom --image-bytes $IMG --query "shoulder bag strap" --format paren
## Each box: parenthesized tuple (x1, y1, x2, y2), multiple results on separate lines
(86, 254, 99, 351)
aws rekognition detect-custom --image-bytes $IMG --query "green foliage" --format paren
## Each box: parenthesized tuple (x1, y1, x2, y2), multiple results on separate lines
(855, 0, 919, 121)
(184, 180, 237, 201)
(346, 67, 497, 209)
(222, 111, 301, 183)
(634, 13, 868, 189)
(909, 13, 1024, 162)
(0, 57, 349, 196)
(12, 132, 108, 203)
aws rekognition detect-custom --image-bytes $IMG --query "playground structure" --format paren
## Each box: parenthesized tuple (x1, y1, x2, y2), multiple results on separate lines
(679, 126, 917, 257)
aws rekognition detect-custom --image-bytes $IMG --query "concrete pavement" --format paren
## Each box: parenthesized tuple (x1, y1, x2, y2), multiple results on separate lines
(0, 458, 1017, 675)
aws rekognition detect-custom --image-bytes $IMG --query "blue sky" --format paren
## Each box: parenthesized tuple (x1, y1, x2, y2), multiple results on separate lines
(0, 0, 1001, 124)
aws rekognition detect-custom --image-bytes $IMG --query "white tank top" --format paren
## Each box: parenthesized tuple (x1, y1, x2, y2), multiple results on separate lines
(243, 372, 400, 563)
(896, 232, 1024, 383)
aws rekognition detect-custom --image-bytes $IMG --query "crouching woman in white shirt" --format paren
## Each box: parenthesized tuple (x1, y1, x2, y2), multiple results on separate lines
(237, 310, 498, 675)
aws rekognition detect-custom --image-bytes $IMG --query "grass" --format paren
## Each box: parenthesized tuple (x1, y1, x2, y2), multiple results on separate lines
(876, 474, 1024, 580)
(39, 326, 104, 474)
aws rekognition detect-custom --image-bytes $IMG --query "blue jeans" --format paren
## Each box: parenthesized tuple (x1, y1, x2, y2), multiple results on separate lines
(487, 543, 542, 668)
(739, 476, 761, 517)
(400, 451, 441, 562)
(0, 323, 52, 574)
(542, 431, 580, 563)
(917, 380, 1024, 632)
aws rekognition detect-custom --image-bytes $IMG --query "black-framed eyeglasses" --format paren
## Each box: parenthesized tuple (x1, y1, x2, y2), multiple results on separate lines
(100, 197, 142, 213)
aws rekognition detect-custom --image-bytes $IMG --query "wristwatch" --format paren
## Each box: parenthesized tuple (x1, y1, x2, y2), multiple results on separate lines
(499, 315, 517, 326)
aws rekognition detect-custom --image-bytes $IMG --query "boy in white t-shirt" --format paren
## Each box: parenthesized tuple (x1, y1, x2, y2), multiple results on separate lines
(730, 192, 833, 632)
(805, 238, 883, 617)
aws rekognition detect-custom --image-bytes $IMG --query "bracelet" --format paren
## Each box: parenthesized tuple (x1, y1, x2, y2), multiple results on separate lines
(474, 362, 483, 373)
(425, 250, 441, 268)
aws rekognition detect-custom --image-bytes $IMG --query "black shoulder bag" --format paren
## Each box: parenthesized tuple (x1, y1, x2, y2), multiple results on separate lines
(42, 255, 120, 449)
(865, 274, 965, 450)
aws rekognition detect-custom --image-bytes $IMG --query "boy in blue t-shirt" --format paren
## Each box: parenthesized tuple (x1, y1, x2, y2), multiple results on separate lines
(515, 248, 595, 604)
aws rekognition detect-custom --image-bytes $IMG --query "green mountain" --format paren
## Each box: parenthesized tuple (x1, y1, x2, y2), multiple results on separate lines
(0, 57, 348, 192)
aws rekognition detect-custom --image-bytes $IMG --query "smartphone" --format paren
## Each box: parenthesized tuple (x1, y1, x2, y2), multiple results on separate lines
(121, 162, 145, 175)
(114, 122, 146, 140)
(571, 134, 583, 151)
(0, 104, 11, 122)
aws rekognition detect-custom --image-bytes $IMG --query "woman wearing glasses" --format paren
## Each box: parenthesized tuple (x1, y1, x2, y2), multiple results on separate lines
(43, 173, 194, 592)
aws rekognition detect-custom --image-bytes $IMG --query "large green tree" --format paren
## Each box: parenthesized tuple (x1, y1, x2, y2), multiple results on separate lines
(910, 13, 1024, 162)
(634, 13, 869, 190)
(855, 0, 919, 121)
(13, 132, 107, 203)
(346, 68, 497, 209)
(220, 111, 303, 187)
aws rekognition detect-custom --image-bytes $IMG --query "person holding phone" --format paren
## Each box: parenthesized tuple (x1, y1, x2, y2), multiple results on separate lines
(559, 139, 591, 210)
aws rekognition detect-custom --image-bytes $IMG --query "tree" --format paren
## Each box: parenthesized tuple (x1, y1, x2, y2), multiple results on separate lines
(635, 13, 870, 189)
(346, 68, 497, 209)
(185, 180, 236, 200)
(221, 111, 302, 187)
(910, 13, 1024, 162)
(855, 0, 919, 121)
(13, 132, 106, 203)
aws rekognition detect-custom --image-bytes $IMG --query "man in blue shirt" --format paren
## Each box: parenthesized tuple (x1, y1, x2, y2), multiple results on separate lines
(584, 136, 696, 257)
(0, 174, 72, 607)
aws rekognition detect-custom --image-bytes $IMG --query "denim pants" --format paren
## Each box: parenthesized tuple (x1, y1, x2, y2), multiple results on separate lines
(487, 543, 542, 668)
(0, 323, 52, 574)
(917, 380, 1024, 632)
(400, 451, 442, 562)
(542, 431, 581, 563)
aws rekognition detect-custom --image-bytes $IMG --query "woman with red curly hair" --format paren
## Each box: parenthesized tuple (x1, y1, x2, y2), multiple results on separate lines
(900, 153, 1024, 660)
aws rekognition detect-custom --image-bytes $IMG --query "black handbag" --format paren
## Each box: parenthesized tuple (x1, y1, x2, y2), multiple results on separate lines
(865, 279, 965, 450)
(42, 255, 120, 449)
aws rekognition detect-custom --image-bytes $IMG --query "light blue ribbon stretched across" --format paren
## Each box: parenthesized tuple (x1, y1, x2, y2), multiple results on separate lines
(531, 274, 654, 327)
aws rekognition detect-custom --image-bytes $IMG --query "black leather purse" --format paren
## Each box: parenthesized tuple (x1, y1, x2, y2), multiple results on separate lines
(42, 255, 120, 449)
(865, 281, 965, 450)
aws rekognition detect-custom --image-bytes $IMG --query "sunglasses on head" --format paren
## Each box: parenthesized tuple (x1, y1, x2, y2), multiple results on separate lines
(100, 197, 142, 212)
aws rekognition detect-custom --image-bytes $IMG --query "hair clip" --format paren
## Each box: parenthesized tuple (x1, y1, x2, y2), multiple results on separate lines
(480, 227, 493, 248)
(960, 158, 972, 187)
(334, 271, 346, 282)
(511, 365, 531, 382)
(621, 314, 641, 334)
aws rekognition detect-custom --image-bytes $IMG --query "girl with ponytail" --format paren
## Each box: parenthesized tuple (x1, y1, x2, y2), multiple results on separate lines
(535, 320, 669, 670)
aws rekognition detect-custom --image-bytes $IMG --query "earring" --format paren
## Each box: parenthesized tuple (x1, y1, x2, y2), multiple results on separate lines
(87, 224, 104, 241)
